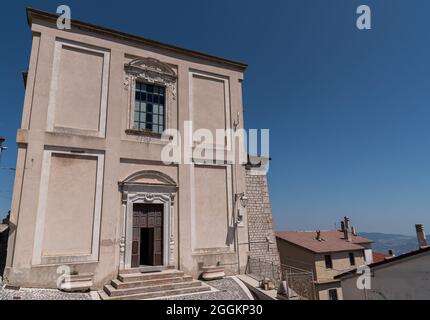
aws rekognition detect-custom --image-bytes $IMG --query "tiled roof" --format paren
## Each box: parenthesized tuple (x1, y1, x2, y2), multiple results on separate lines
(276, 230, 373, 254)
(372, 251, 388, 263)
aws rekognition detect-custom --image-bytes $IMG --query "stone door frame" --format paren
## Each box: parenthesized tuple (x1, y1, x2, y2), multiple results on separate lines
(119, 182, 177, 271)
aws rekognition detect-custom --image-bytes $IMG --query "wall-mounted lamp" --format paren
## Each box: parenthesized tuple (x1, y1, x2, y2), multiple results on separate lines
(240, 195, 248, 208)
(235, 193, 248, 227)
(235, 192, 248, 208)
(0, 137, 7, 163)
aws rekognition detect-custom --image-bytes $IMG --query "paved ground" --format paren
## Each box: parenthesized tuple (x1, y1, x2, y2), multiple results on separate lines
(0, 280, 91, 300)
(161, 277, 253, 301)
(0, 277, 251, 300)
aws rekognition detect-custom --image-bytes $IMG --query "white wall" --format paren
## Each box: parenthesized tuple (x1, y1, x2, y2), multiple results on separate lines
(341, 251, 430, 300)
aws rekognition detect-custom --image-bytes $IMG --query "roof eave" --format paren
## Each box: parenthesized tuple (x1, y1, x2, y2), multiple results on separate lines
(335, 246, 430, 280)
(26, 7, 248, 72)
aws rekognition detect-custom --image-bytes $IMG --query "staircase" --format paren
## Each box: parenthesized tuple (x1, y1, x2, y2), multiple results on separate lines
(98, 269, 212, 300)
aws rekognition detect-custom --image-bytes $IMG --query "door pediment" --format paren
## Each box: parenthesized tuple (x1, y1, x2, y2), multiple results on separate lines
(121, 170, 177, 187)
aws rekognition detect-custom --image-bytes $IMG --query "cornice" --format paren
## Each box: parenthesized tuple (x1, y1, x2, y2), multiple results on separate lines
(26, 7, 248, 72)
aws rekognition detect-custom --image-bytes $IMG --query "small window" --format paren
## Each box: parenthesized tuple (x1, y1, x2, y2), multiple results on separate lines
(349, 252, 356, 266)
(329, 289, 338, 300)
(325, 255, 333, 269)
(134, 82, 166, 133)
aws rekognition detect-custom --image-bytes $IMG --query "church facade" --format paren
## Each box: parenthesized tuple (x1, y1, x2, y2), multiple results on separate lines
(4, 8, 263, 289)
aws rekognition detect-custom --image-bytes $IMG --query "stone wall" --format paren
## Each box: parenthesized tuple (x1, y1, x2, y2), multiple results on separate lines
(246, 168, 280, 266)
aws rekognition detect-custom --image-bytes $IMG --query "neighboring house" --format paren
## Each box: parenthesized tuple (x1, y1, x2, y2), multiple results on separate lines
(4, 8, 267, 290)
(276, 217, 373, 300)
(336, 225, 430, 300)
(0, 223, 9, 277)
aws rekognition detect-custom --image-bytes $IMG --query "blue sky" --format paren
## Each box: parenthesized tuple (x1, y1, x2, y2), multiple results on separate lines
(1, 0, 430, 235)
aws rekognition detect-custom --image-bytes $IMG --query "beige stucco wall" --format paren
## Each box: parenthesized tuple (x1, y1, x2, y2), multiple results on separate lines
(5, 15, 249, 289)
(192, 74, 226, 134)
(42, 154, 98, 257)
(55, 45, 104, 131)
(315, 251, 366, 281)
(276, 239, 316, 274)
(194, 166, 230, 251)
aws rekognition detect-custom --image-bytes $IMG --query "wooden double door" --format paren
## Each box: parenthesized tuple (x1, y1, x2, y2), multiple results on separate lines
(131, 204, 164, 268)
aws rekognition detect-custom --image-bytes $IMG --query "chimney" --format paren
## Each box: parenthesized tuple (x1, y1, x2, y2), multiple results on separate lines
(344, 217, 352, 242)
(351, 226, 357, 237)
(387, 250, 395, 258)
(416, 224, 427, 249)
(316, 230, 322, 241)
(340, 221, 345, 232)
(344, 216, 351, 230)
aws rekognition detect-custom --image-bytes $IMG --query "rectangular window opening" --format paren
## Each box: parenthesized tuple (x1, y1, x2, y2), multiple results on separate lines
(134, 82, 166, 133)
(325, 255, 333, 269)
(329, 289, 338, 301)
(349, 252, 356, 266)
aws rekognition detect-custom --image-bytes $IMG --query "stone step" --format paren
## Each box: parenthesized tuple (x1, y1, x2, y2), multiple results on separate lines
(111, 275, 193, 289)
(118, 270, 185, 283)
(105, 280, 202, 297)
(119, 266, 167, 275)
(99, 284, 212, 300)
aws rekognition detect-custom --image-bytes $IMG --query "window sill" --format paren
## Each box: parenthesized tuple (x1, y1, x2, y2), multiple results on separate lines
(125, 129, 163, 139)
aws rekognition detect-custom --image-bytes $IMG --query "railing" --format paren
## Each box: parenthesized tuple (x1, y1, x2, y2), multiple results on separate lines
(246, 257, 316, 300)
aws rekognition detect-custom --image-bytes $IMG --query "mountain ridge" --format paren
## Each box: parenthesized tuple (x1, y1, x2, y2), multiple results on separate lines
(359, 232, 427, 256)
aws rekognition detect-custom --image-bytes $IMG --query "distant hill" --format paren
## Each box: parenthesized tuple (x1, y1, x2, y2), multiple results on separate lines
(359, 232, 427, 256)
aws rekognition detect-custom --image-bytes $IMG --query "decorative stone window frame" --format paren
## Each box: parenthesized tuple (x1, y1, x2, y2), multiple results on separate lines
(124, 58, 177, 137)
(32, 148, 104, 266)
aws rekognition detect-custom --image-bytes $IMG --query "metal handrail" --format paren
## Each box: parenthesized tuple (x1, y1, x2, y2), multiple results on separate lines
(246, 257, 316, 300)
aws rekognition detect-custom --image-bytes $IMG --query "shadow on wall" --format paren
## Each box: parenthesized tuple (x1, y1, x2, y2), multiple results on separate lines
(0, 212, 10, 277)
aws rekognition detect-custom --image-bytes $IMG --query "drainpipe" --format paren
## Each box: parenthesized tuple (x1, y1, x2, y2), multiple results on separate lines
(234, 192, 241, 274)
(232, 110, 241, 275)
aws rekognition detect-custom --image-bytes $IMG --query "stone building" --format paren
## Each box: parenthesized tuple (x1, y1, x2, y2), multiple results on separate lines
(4, 8, 278, 293)
(276, 217, 373, 300)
